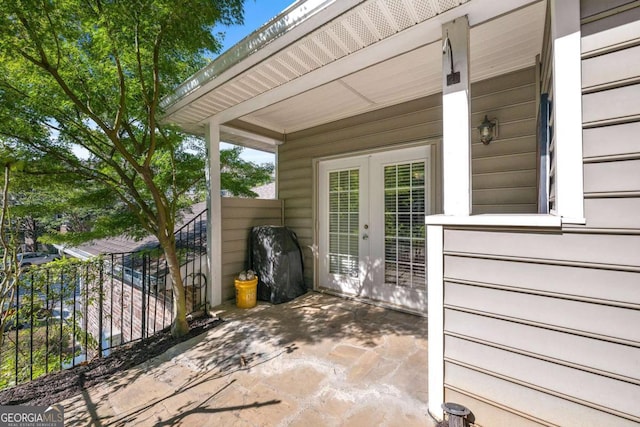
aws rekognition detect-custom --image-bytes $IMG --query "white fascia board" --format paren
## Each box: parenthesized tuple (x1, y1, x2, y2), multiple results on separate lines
(425, 214, 562, 227)
(207, 0, 540, 126)
(164, 0, 365, 115)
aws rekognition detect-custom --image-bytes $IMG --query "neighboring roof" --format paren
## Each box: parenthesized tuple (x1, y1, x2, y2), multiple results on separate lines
(62, 202, 207, 259)
(252, 182, 276, 199)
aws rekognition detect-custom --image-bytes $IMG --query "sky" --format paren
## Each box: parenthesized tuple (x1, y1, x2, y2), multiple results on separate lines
(215, 0, 295, 53)
(215, 0, 294, 165)
(70, 2, 292, 163)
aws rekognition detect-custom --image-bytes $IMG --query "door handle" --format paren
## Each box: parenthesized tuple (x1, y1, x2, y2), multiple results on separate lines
(362, 233, 369, 240)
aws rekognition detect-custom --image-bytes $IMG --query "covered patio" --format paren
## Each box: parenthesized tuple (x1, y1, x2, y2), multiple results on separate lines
(159, 0, 609, 423)
(61, 293, 432, 426)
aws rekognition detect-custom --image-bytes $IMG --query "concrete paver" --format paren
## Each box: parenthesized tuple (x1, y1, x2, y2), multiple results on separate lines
(60, 292, 436, 426)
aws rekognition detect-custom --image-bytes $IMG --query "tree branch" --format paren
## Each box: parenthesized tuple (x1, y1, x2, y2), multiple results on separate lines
(15, 11, 144, 175)
(42, 2, 62, 69)
(144, 30, 163, 169)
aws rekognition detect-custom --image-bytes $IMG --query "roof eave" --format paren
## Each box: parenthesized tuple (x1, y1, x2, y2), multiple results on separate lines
(162, 0, 365, 114)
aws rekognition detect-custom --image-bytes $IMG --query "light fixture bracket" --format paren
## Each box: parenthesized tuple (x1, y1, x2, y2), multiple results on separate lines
(443, 32, 460, 86)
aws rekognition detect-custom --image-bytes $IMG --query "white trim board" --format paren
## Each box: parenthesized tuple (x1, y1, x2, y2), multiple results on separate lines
(425, 214, 562, 227)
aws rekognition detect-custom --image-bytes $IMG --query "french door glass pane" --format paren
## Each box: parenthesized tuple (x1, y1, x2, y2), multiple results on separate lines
(383, 161, 426, 288)
(328, 169, 359, 277)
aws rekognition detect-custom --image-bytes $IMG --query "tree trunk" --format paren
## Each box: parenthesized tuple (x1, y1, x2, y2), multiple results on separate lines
(23, 217, 37, 252)
(0, 164, 18, 350)
(160, 234, 189, 337)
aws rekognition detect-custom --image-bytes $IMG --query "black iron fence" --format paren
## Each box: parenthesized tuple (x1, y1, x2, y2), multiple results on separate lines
(0, 209, 207, 389)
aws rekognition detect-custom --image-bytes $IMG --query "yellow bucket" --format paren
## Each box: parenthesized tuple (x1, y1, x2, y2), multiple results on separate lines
(235, 277, 258, 309)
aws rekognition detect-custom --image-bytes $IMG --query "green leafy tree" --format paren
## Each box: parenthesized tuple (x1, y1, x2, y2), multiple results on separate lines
(8, 162, 79, 251)
(0, 1, 244, 337)
(220, 146, 274, 197)
(11, 165, 125, 248)
(11, 145, 273, 248)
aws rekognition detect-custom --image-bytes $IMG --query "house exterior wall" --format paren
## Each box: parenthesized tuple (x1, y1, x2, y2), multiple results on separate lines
(471, 68, 538, 214)
(441, 2, 640, 425)
(281, 96, 442, 287)
(220, 197, 283, 301)
(279, 68, 537, 287)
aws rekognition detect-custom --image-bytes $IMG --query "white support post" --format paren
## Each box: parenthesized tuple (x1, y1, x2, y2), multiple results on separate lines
(206, 120, 223, 307)
(428, 16, 470, 423)
(427, 225, 444, 421)
(551, 0, 584, 223)
(442, 16, 471, 217)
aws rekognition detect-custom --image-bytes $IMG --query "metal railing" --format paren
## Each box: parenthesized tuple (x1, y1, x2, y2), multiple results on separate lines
(0, 209, 207, 389)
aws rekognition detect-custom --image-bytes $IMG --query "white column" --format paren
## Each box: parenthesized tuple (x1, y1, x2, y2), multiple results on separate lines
(442, 16, 471, 217)
(551, 0, 584, 223)
(205, 120, 222, 307)
(427, 225, 444, 421)
(429, 16, 470, 422)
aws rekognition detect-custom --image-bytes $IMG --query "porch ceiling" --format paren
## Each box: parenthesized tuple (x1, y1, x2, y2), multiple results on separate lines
(164, 0, 545, 138)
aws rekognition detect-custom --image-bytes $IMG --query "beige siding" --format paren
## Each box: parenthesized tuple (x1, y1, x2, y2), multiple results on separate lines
(445, 363, 636, 427)
(280, 95, 443, 285)
(220, 198, 283, 301)
(279, 68, 538, 284)
(471, 68, 538, 214)
(443, 230, 640, 425)
(443, 2, 640, 425)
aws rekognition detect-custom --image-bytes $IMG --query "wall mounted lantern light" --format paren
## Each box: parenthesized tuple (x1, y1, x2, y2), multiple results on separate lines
(478, 115, 497, 145)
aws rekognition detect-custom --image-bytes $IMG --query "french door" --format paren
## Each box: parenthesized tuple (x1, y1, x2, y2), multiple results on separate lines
(318, 146, 430, 313)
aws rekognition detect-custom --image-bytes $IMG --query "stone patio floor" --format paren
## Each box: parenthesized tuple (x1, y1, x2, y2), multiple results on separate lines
(61, 292, 435, 426)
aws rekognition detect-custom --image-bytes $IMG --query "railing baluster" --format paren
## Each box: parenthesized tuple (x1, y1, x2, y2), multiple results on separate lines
(15, 280, 19, 385)
(1, 208, 208, 389)
(120, 253, 124, 346)
(153, 255, 159, 335)
(72, 268, 77, 368)
(110, 254, 114, 354)
(192, 218, 197, 311)
(29, 271, 34, 381)
(98, 264, 103, 357)
(141, 254, 146, 340)
(129, 255, 133, 342)
(83, 265, 88, 365)
(59, 270, 63, 373)
(45, 270, 50, 373)
(161, 259, 167, 331)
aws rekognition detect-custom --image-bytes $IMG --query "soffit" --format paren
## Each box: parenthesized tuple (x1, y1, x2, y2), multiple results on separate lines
(165, 0, 545, 136)
(164, 0, 472, 135)
(241, 1, 545, 133)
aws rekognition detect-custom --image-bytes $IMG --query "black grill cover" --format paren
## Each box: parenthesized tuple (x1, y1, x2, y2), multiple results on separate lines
(249, 226, 306, 304)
